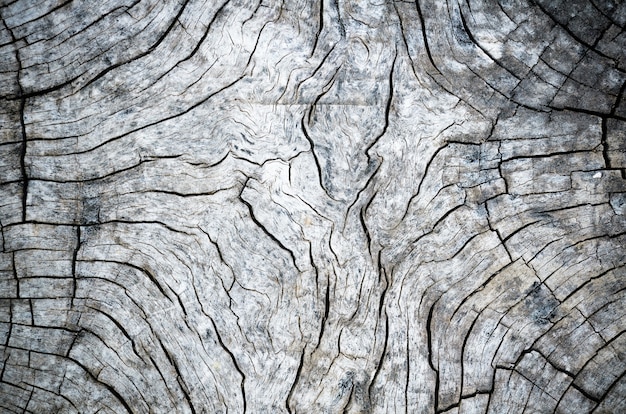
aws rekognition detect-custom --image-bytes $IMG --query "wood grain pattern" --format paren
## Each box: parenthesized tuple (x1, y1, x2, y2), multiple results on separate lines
(1, 0, 625, 412)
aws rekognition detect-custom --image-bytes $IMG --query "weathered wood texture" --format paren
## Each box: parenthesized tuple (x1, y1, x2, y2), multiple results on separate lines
(1, 0, 626, 413)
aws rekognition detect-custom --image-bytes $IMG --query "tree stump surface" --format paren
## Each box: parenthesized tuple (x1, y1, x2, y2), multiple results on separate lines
(1, 0, 625, 413)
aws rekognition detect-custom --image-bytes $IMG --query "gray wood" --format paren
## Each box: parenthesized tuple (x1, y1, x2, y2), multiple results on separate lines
(1, 0, 625, 413)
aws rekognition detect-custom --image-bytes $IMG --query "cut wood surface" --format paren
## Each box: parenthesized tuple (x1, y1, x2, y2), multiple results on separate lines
(1, 0, 625, 413)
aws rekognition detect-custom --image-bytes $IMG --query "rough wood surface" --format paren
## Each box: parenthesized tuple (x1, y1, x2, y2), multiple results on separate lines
(1, 0, 625, 413)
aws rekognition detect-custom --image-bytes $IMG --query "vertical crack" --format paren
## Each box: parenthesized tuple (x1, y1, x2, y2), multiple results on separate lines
(426, 304, 440, 411)
(365, 48, 397, 159)
(301, 116, 336, 200)
(484, 365, 502, 413)
(19, 96, 27, 222)
(368, 313, 388, 406)
(0, 351, 8, 381)
(149, 355, 176, 403)
(12, 252, 19, 299)
(456, 313, 480, 410)
(359, 206, 373, 257)
(311, 0, 324, 56)
(378, 252, 388, 317)
(23, 387, 34, 413)
(415, 0, 442, 74)
(3, 17, 28, 221)
(210, 317, 246, 413)
(5, 289, 14, 347)
(315, 274, 331, 352)
(601, 116, 611, 169)
(71, 226, 82, 307)
(405, 318, 411, 414)
(605, 80, 626, 177)
(286, 347, 305, 413)
(157, 337, 198, 414)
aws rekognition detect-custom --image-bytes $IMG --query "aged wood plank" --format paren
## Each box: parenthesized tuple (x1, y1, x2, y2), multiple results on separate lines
(1, 0, 625, 413)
